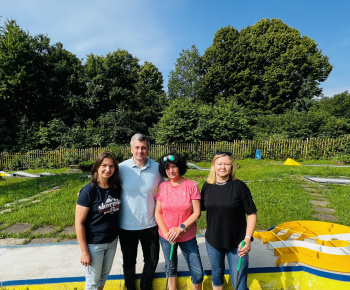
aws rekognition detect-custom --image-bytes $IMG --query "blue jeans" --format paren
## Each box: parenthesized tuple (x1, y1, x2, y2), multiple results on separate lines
(205, 240, 249, 290)
(119, 226, 160, 290)
(85, 237, 118, 290)
(160, 236, 203, 285)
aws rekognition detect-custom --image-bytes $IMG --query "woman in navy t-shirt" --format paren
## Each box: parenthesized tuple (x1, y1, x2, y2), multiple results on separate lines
(75, 151, 121, 290)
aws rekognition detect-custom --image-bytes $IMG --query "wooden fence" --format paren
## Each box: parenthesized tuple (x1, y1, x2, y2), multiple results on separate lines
(0, 137, 349, 170)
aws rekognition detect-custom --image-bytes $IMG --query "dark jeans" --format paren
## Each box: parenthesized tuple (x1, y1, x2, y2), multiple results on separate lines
(119, 226, 160, 290)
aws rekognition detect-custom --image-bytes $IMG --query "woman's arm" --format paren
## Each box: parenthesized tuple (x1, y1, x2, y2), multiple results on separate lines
(167, 199, 201, 242)
(154, 200, 171, 239)
(239, 213, 257, 257)
(75, 204, 91, 266)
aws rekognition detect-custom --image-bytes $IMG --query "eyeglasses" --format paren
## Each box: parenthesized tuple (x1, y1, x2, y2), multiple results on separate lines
(163, 155, 175, 162)
(216, 151, 232, 156)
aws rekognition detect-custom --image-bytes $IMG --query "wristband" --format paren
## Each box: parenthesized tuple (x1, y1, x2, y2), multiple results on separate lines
(245, 235, 252, 240)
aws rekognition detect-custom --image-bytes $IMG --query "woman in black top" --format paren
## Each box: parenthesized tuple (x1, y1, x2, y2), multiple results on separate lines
(75, 151, 121, 290)
(201, 152, 257, 290)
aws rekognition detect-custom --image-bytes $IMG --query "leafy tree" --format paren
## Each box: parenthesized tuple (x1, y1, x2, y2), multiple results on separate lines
(150, 98, 251, 144)
(133, 61, 166, 137)
(84, 58, 165, 144)
(0, 19, 39, 149)
(84, 49, 140, 120)
(197, 99, 251, 141)
(201, 19, 332, 113)
(0, 19, 85, 150)
(37, 42, 86, 125)
(150, 98, 201, 144)
(251, 109, 349, 140)
(33, 119, 68, 150)
(318, 91, 350, 118)
(167, 45, 203, 101)
(200, 26, 240, 103)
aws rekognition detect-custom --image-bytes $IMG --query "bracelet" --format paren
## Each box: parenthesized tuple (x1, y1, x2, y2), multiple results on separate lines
(245, 235, 252, 240)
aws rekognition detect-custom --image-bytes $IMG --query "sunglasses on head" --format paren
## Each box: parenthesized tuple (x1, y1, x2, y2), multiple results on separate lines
(216, 151, 232, 156)
(163, 155, 175, 162)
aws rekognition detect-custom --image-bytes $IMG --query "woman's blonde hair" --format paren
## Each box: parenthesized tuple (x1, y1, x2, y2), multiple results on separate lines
(206, 153, 236, 184)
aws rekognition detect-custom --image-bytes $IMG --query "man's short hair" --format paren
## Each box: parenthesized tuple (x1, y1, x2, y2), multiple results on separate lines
(130, 133, 150, 148)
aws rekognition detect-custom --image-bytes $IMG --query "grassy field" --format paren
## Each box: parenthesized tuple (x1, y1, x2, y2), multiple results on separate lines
(0, 159, 349, 241)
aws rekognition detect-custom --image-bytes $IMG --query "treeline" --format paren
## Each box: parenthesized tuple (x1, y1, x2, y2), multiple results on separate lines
(1, 18, 349, 153)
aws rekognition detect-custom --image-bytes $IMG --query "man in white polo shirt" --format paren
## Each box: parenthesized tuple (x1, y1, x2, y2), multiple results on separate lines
(119, 133, 162, 290)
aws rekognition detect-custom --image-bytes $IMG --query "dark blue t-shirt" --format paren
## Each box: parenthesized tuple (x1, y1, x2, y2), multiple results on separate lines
(77, 182, 121, 244)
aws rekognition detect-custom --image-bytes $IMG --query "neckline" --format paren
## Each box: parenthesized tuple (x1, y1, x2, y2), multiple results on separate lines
(169, 177, 185, 188)
(215, 179, 229, 186)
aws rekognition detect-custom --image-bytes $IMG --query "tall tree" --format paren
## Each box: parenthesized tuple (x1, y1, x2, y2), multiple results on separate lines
(0, 19, 85, 150)
(201, 19, 332, 113)
(134, 61, 166, 135)
(200, 26, 240, 103)
(84, 49, 140, 120)
(0, 19, 38, 149)
(167, 45, 203, 101)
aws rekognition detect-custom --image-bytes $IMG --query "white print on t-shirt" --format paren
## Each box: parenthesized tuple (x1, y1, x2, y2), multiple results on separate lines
(98, 195, 121, 215)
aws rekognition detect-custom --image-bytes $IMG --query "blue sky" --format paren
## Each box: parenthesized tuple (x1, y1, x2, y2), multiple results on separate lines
(1, 0, 349, 97)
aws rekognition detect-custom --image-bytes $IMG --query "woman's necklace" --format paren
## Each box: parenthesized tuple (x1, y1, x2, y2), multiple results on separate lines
(215, 180, 227, 186)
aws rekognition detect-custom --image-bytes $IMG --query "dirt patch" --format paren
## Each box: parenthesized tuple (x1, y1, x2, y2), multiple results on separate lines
(1, 223, 32, 234)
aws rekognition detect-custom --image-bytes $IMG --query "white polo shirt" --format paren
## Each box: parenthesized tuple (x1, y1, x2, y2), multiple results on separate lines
(119, 157, 162, 230)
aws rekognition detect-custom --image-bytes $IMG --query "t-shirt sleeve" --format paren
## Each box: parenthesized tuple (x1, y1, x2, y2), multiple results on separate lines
(77, 183, 92, 208)
(189, 180, 201, 200)
(238, 181, 257, 215)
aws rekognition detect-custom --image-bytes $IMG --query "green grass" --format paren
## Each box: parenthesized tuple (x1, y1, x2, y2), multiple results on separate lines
(0, 160, 349, 242)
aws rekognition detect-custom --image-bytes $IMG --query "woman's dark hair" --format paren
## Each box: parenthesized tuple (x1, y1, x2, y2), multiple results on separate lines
(91, 151, 120, 190)
(158, 152, 187, 178)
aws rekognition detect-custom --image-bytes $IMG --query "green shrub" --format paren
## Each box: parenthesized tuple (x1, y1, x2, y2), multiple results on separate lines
(78, 161, 94, 172)
(34, 157, 60, 169)
(7, 157, 28, 170)
(64, 152, 82, 166)
(109, 144, 125, 162)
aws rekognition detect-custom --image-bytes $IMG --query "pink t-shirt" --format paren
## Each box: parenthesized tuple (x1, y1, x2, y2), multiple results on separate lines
(156, 178, 201, 242)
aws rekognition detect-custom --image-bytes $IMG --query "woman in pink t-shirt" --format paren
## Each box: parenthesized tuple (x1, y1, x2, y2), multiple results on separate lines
(155, 153, 203, 290)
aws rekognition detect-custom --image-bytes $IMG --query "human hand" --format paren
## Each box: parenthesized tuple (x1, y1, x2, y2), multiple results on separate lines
(238, 239, 251, 257)
(166, 227, 182, 243)
(80, 250, 92, 266)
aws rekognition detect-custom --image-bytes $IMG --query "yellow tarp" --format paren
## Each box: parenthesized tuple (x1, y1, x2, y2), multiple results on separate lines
(283, 158, 301, 166)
